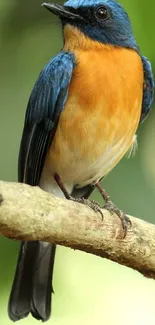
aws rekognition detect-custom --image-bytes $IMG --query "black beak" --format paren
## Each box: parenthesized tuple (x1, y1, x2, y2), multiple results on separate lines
(42, 3, 83, 21)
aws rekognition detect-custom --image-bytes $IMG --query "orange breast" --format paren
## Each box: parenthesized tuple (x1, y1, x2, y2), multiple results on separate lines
(45, 45, 143, 186)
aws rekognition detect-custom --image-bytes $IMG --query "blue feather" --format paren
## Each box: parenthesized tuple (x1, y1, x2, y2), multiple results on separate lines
(140, 56, 154, 122)
(26, 52, 75, 124)
(19, 51, 75, 185)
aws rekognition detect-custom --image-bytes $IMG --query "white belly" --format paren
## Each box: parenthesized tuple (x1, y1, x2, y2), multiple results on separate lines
(40, 133, 137, 196)
(70, 134, 137, 187)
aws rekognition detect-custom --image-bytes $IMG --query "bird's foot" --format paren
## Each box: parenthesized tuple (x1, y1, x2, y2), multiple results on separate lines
(95, 182, 131, 238)
(69, 196, 104, 219)
(104, 200, 131, 238)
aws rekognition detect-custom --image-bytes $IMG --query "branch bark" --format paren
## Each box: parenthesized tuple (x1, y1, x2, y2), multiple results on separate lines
(0, 180, 155, 280)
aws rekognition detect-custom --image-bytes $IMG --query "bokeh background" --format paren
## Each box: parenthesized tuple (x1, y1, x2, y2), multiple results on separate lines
(0, 0, 155, 324)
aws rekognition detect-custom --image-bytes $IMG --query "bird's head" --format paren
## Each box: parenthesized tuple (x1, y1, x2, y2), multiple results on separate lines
(42, 0, 138, 51)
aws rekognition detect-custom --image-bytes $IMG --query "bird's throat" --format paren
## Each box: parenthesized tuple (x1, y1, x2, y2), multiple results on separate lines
(63, 24, 112, 51)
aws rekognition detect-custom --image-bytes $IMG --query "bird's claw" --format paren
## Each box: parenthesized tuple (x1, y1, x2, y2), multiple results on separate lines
(69, 196, 104, 219)
(104, 200, 131, 238)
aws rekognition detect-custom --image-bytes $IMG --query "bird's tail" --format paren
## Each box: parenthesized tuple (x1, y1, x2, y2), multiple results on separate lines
(8, 241, 56, 321)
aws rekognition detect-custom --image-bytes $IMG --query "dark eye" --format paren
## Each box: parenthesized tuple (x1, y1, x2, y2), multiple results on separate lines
(95, 6, 109, 21)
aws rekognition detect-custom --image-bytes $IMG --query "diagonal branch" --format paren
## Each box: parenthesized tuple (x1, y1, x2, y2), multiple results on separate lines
(0, 180, 155, 279)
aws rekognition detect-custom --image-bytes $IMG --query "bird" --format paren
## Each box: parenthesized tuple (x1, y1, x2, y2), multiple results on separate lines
(8, 0, 154, 322)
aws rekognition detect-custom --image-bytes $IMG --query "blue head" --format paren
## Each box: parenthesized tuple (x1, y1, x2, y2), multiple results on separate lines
(43, 0, 138, 50)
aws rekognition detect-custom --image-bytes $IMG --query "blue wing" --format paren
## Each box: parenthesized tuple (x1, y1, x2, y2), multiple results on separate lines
(18, 51, 75, 185)
(140, 55, 154, 123)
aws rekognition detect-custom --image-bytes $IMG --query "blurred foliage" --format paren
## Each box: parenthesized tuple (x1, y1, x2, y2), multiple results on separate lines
(0, 0, 155, 324)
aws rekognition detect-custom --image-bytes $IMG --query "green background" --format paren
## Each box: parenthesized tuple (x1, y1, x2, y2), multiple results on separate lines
(0, 0, 155, 324)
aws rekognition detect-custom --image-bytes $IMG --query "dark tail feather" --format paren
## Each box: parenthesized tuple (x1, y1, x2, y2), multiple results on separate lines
(8, 241, 56, 322)
(8, 241, 38, 321)
(31, 242, 56, 320)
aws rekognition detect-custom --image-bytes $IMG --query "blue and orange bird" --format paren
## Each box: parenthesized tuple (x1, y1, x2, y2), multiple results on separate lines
(8, 0, 154, 322)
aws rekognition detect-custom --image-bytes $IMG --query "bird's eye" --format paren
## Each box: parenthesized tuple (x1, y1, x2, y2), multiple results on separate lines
(95, 6, 109, 21)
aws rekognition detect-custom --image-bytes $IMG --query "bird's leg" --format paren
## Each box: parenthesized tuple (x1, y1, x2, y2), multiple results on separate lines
(54, 173, 71, 199)
(95, 182, 131, 237)
(54, 173, 103, 217)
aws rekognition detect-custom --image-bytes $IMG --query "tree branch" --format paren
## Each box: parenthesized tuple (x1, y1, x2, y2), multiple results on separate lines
(0, 180, 155, 280)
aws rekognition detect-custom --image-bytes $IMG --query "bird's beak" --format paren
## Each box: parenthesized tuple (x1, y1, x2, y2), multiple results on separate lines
(42, 3, 83, 21)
